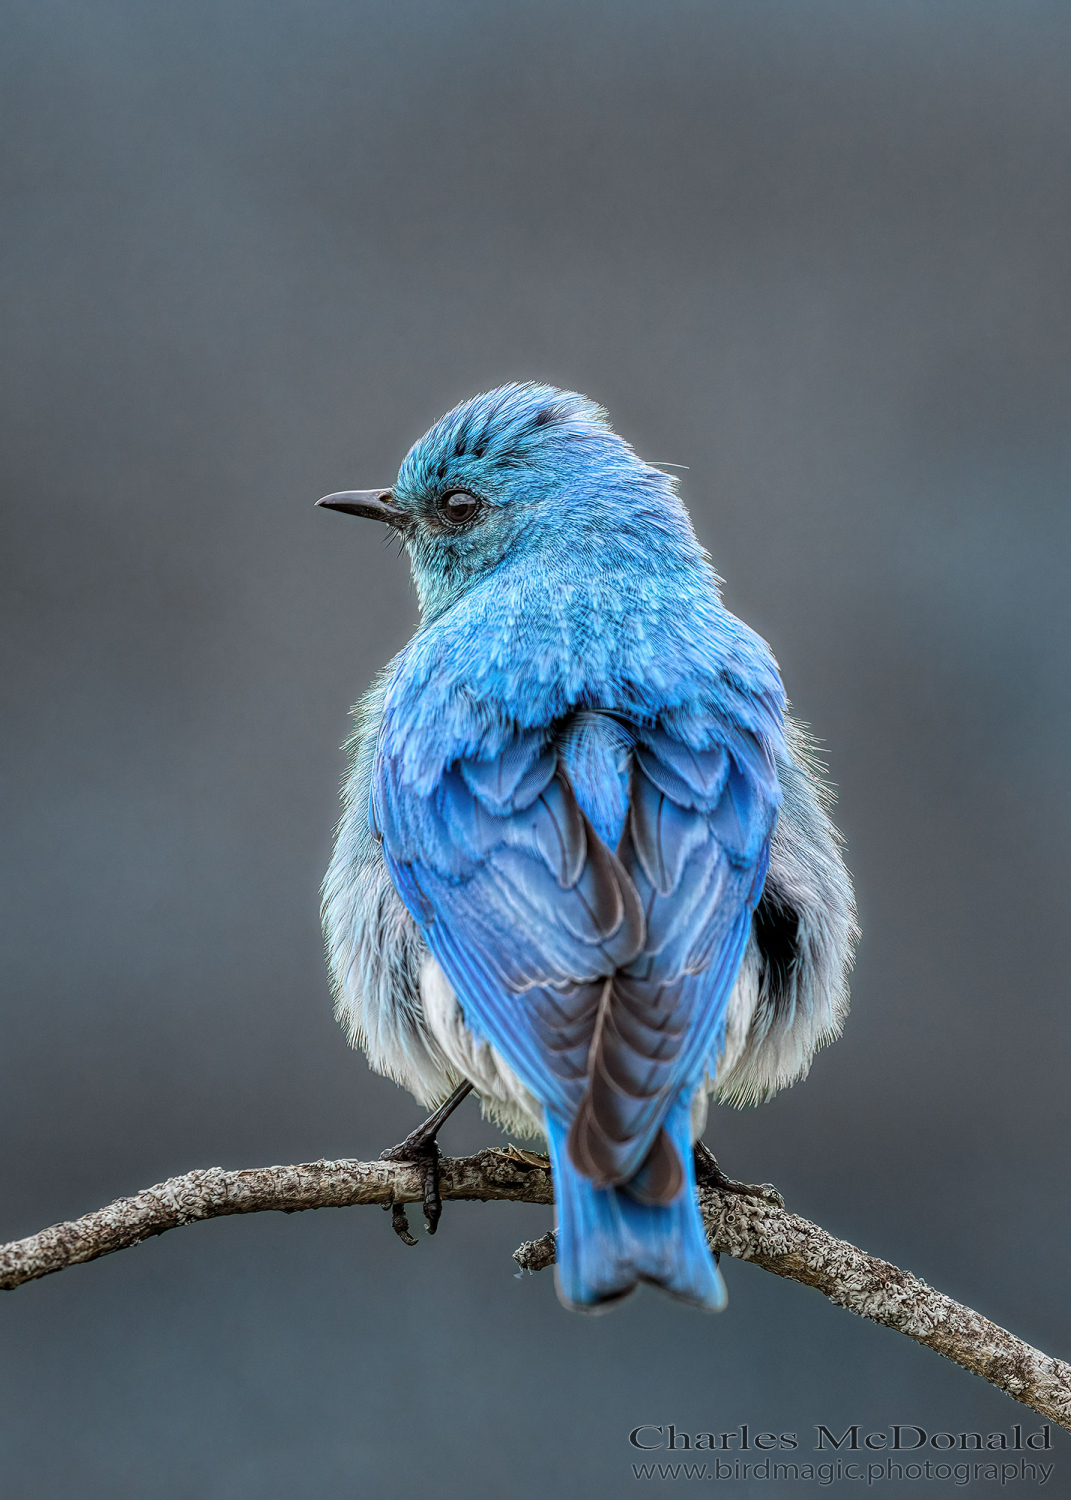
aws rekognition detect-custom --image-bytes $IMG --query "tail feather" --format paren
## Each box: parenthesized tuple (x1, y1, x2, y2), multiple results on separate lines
(545, 1099, 726, 1312)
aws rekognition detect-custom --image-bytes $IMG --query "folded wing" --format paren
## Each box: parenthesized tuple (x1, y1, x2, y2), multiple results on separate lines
(569, 723, 777, 1201)
(373, 714, 779, 1201)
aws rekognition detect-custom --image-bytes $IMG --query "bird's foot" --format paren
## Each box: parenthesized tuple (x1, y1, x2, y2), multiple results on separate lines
(378, 1081, 475, 1243)
(693, 1141, 785, 1208)
(380, 1132, 444, 1240)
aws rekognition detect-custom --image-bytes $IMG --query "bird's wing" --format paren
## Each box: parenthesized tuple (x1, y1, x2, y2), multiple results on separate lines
(568, 722, 777, 1200)
(372, 716, 778, 1198)
(371, 727, 646, 1118)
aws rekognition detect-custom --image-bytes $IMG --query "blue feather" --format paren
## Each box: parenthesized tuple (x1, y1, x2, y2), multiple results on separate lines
(546, 1101, 726, 1311)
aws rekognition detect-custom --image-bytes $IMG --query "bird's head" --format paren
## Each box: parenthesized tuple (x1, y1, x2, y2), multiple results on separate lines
(317, 382, 697, 619)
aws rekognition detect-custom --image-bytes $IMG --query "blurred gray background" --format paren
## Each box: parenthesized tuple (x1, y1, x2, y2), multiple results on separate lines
(2, 2, 1069, 1495)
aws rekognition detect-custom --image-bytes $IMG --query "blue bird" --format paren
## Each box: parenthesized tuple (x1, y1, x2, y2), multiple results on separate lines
(319, 384, 856, 1312)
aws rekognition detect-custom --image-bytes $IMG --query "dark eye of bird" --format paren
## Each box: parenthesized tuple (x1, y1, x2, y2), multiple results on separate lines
(437, 490, 483, 526)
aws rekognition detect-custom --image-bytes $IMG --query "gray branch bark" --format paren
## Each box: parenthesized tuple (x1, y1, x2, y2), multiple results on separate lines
(1, 1148, 1067, 1432)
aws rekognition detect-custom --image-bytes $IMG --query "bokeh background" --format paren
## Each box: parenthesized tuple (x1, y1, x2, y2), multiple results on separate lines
(2, 3, 1070, 1495)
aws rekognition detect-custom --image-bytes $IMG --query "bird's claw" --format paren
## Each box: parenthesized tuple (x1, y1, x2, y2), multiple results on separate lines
(694, 1141, 785, 1208)
(383, 1199, 418, 1246)
(380, 1135, 444, 1239)
(376, 1081, 474, 1244)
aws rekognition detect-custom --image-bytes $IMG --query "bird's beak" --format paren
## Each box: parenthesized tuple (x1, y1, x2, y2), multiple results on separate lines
(315, 489, 407, 528)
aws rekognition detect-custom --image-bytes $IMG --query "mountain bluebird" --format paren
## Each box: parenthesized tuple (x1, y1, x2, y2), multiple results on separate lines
(319, 384, 856, 1312)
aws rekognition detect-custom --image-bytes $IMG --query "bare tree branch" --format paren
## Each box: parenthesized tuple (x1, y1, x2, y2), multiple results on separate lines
(2, 1148, 1068, 1432)
(518, 1185, 1071, 1432)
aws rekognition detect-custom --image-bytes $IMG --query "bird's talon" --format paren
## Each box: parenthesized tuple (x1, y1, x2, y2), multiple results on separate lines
(382, 1140, 442, 1232)
(380, 1128, 449, 1240)
(422, 1157, 443, 1234)
(694, 1142, 784, 1207)
(389, 1201, 418, 1246)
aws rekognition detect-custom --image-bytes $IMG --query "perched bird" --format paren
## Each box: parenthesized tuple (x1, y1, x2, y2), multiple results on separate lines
(319, 384, 856, 1312)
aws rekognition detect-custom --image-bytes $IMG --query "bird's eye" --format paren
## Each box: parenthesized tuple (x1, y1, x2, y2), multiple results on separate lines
(436, 490, 483, 526)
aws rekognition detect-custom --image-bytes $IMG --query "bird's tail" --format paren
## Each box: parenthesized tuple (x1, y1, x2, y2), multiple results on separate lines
(544, 1098, 726, 1313)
